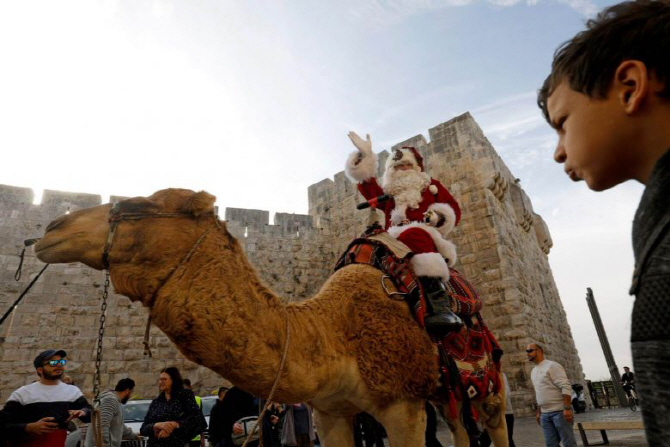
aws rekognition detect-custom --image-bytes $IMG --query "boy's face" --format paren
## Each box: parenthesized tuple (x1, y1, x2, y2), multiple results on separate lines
(547, 80, 637, 191)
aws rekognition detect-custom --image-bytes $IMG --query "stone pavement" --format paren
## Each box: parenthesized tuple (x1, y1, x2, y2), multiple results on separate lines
(418, 407, 647, 446)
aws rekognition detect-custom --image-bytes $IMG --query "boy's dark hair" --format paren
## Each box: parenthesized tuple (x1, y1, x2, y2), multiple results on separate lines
(538, 0, 670, 121)
(161, 366, 184, 395)
(183, 379, 192, 387)
(115, 378, 136, 392)
(218, 386, 229, 398)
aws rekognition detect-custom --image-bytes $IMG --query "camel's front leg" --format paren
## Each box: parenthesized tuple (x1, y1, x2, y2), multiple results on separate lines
(434, 402, 470, 447)
(372, 399, 426, 447)
(475, 392, 509, 447)
(312, 409, 355, 447)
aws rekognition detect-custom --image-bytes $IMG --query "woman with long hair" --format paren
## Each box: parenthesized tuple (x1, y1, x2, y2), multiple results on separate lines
(140, 367, 207, 446)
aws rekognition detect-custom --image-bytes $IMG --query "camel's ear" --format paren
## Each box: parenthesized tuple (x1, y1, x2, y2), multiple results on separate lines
(183, 191, 216, 216)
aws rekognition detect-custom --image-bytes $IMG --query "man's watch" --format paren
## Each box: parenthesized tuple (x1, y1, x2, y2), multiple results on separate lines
(564, 406, 572, 410)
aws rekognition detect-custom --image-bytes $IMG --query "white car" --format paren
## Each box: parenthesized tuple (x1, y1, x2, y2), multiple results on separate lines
(123, 399, 153, 434)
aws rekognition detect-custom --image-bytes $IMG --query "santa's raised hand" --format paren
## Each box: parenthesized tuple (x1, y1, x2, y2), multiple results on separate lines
(348, 131, 372, 155)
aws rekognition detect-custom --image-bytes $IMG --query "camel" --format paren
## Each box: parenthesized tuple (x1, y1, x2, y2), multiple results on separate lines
(34, 188, 508, 447)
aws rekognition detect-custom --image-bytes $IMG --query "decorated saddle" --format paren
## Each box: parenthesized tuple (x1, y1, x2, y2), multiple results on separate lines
(335, 226, 503, 417)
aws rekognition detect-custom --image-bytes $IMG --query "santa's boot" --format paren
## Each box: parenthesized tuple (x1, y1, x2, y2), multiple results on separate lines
(420, 277, 463, 338)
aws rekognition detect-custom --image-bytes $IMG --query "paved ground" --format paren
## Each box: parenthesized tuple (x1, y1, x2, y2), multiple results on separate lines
(427, 407, 647, 446)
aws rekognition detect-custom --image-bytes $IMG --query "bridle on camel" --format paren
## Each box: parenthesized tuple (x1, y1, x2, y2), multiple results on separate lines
(88, 204, 216, 446)
(99, 203, 290, 447)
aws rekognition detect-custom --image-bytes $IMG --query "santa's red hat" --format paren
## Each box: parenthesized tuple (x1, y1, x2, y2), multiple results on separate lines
(386, 146, 425, 172)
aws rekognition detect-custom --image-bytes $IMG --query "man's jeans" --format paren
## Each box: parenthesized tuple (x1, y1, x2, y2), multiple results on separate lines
(540, 411, 577, 447)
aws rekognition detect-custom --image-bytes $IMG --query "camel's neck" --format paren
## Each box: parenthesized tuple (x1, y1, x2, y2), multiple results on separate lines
(147, 226, 292, 396)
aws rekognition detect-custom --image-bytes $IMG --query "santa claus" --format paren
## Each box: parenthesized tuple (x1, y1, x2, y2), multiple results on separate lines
(345, 131, 462, 336)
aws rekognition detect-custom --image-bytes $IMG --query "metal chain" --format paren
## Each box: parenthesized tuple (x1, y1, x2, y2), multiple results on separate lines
(93, 270, 110, 403)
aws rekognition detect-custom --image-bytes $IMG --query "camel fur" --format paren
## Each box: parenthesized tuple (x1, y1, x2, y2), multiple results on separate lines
(35, 188, 508, 447)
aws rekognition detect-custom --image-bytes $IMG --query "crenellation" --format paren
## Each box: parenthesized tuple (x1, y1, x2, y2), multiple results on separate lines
(0, 185, 34, 204)
(224, 207, 269, 228)
(41, 189, 102, 210)
(392, 134, 428, 151)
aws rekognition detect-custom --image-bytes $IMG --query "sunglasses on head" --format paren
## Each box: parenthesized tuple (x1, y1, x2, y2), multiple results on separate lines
(525, 349, 537, 353)
(45, 359, 67, 366)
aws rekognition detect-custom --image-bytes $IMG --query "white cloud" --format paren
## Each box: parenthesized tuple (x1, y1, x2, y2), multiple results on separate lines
(556, 0, 599, 16)
(346, 0, 598, 29)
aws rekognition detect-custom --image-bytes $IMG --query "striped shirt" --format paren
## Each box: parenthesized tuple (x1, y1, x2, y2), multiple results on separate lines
(1, 381, 91, 447)
(84, 390, 135, 447)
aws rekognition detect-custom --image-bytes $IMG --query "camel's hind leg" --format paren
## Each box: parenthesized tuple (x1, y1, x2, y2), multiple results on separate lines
(312, 409, 355, 447)
(372, 399, 426, 447)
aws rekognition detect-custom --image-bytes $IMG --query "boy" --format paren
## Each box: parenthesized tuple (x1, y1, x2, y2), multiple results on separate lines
(537, 0, 670, 443)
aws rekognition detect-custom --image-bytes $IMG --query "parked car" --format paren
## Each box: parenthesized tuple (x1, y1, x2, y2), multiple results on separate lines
(123, 399, 153, 434)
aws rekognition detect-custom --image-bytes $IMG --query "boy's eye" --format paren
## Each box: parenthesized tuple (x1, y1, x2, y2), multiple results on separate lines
(555, 116, 567, 131)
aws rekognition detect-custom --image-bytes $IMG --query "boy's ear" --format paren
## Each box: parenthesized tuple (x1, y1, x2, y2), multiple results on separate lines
(614, 60, 649, 114)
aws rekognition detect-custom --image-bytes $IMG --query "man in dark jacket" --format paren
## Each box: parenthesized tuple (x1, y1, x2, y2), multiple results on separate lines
(207, 387, 229, 447)
(537, 1, 670, 443)
(209, 386, 258, 447)
(0, 349, 92, 447)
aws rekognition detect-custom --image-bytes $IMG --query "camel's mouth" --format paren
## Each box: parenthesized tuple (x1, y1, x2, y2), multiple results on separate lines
(34, 237, 61, 261)
(34, 232, 72, 263)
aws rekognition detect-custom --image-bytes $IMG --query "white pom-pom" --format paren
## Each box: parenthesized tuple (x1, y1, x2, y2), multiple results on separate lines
(428, 185, 438, 195)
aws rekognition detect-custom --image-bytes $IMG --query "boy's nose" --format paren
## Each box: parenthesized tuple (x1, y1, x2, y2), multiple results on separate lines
(554, 144, 567, 163)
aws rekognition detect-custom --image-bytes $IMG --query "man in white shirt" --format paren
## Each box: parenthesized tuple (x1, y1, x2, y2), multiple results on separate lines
(527, 343, 577, 447)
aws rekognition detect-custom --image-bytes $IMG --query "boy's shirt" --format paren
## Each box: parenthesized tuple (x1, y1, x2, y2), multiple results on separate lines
(630, 148, 670, 342)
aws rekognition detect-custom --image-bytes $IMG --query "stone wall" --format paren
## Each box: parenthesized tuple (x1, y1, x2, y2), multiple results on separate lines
(0, 113, 585, 416)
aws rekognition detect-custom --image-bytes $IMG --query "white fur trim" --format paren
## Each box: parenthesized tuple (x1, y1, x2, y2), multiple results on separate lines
(387, 222, 458, 265)
(427, 203, 457, 235)
(410, 253, 450, 281)
(390, 206, 407, 225)
(428, 185, 438, 195)
(345, 151, 377, 183)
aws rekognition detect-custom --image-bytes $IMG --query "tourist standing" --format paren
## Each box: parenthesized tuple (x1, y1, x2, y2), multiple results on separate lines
(214, 386, 259, 447)
(527, 344, 576, 447)
(207, 387, 230, 447)
(183, 379, 205, 447)
(281, 403, 316, 447)
(0, 349, 91, 447)
(140, 367, 206, 446)
(84, 378, 138, 447)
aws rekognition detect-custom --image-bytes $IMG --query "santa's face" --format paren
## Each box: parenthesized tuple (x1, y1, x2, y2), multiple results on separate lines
(394, 162, 414, 171)
(387, 148, 420, 173)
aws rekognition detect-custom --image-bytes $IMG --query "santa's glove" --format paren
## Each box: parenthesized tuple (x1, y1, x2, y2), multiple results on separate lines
(423, 210, 445, 227)
(348, 131, 372, 164)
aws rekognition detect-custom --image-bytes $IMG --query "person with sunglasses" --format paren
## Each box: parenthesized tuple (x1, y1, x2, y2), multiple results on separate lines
(0, 349, 92, 447)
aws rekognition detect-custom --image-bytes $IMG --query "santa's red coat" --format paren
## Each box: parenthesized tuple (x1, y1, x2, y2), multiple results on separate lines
(357, 177, 460, 255)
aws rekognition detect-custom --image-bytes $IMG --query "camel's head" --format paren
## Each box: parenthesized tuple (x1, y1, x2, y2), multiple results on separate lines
(35, 188, 218, 303)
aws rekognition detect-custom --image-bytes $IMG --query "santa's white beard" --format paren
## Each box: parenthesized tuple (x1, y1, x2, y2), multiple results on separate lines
(382, 168, 431, 209)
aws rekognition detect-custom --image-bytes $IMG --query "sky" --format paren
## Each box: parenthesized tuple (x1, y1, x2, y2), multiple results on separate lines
(0, 0, 640, 381)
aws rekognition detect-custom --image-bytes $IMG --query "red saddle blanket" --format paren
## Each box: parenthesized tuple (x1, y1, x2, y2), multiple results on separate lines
(335, 228, 502, 412)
